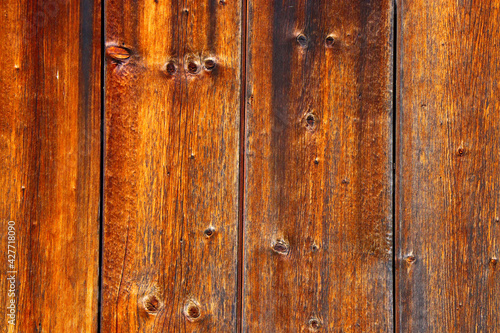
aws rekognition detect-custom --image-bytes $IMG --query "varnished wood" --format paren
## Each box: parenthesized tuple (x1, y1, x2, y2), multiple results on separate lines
(396, 0, 500, 331)
(0, 0, 101, 331)
(103, 0, 242, 331)
(243, 0, 394, 331)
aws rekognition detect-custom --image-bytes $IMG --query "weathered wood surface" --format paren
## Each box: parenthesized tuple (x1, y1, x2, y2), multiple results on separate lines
(396, 0, 500, 331)
(243, 0, 394, 331)
(0, 0, 101, 332)
(103, 0, 242, 331)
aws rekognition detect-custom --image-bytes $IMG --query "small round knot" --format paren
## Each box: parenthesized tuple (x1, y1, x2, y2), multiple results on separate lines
(143, 295, 161, 314)
(187, 61, 200, 74)
(305, 113, 317, 130)
(308, 317, 322, 330)
(490, 257, 498, 267)
(296, 34, 308, 47)
(272, 240, 289, 255)
(165, 61, 177, 75)
(325, 35, 335, 47)
(203, 58, 217, 71)
(405, 255, 416, 264)
(184, 301, 201, 321)
(204, 227, 215, 238)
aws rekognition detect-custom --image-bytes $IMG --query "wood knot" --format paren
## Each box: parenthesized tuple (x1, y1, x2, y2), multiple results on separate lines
(106, 46, 131, 63)
(490, 257, 498, 268)
(296, 34, 308, 48)
(204, 227, 215, 238)
(405, 255, 416, 264)
(143, 295, 161, 314)
(164, 61, 177, 76)
(187, 60, 200, 74)
(272, 240, 289, 255)
(305, 113, 317, 131)
(308, 317, 322, 330)
(184, 301, 201, 321)
(325, 35, 336, 47)
(203, 58, 217, 71)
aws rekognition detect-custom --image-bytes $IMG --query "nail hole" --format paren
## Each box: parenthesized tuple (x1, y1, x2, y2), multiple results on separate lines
(314, 158, 319, 165)
(143, 295, 160, 314)
(308, 318, 321, 330)
(311, 244, 319, 252)
(204, 227, 215, 238)
(490, 257, 498, 267)
(296, 34, 308, 47)
(458, 148, 465, 156)
(187, 62, 200, 74)
(106, 46, 131, 62)
(184, 302, 201, 321)
(272, 240, 289, 255)
(203, 58, 217, 71)
(325, 35, 335, 47)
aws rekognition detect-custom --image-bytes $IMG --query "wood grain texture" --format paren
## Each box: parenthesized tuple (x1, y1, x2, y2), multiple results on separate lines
(0, 0, 101, 332)
(102, 0, 241, 331)
(243, 0, 393, 331)
(396, 0, 500, 331)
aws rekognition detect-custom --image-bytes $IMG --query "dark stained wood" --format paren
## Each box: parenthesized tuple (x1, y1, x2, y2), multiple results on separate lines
(396, 0, 500, 331)
(0, 0, 101, 331)
(243, 0, 394, 331)
(102, 0, 242, 331)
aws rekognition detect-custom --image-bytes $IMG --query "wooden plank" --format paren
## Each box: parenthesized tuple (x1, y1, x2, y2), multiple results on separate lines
(0, 0, 101, 332)
(396, 0, 500, 331)
(102, 0, 241, 331)
(243, 0, 394, 331)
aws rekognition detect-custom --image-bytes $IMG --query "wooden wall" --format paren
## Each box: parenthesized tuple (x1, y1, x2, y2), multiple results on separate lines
(0, 0, 499, 332)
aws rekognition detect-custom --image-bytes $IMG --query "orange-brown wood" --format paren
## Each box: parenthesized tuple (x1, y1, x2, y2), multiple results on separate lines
(102, 0, 242, 331)
(243, 0, 394, 331)
(396, 0, 500, 331)
(0, 0, 101, 332)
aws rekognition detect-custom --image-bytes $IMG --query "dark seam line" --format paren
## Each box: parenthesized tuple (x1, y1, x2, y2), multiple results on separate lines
(97, 0, 105, 331)
(237, 0, 248, 331)
(392, 0, 398, 332)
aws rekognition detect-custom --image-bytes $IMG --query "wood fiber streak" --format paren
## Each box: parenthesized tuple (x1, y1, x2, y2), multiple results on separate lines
(103, 0, 241, 331)
(0, 0, 101, 332)
(244, 0, 393, 331)
(397, 0, 500, 331)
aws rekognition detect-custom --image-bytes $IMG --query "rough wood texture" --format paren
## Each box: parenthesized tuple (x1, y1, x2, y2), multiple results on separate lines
(103, 0, 241, 331)
(243, 0, 393, 331)
(396, 1, 500, 331)
(0, 0, 101, 332)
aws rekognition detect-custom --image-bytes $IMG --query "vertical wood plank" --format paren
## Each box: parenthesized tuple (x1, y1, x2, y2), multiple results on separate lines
(397, 0, 500, 331)
(103, 0, 241, 331)
(243, 0, 394, 331)
(0, 0, 101, 331)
